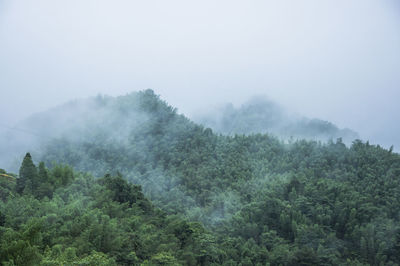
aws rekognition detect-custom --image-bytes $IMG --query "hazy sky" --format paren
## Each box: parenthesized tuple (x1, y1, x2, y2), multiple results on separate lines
(1, 0, 399, 148)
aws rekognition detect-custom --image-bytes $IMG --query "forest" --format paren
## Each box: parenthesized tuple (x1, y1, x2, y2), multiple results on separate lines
(1, 90, 400, 265)
(193, 97, 358, 143)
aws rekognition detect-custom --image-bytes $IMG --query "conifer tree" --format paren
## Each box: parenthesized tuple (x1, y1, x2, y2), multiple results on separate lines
(16, 152, 38, 194)
(37, 161, 53, 198)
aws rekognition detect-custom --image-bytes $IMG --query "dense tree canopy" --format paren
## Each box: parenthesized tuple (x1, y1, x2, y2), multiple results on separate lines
(1, 158, 222, 265)
(1, 90, 400, 265)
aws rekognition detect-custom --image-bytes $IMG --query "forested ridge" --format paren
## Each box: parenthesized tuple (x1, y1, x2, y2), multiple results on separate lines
(193, 97, 358, 143)
(1, 90, 400, 265)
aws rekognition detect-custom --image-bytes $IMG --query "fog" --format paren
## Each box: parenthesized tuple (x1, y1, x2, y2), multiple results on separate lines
(1, 0, 400, 149)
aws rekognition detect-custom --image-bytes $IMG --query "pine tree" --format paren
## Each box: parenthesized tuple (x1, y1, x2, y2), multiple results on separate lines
(37, 161, 53, 199)
(16, 152, 38, 194)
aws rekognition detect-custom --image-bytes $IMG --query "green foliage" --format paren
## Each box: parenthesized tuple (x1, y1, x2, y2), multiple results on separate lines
(41, 246, 117, 266)
(0, 170, 15, 202)
(17, 153, 38, 194)
(142, 252, 181, 266)
(2, 91, 400, 265)
(0, 156, 221, 265)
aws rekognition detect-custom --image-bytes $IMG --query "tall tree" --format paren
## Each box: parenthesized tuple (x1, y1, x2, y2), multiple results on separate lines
(36, 161, 53, 199)
(16, 153, 38, 194)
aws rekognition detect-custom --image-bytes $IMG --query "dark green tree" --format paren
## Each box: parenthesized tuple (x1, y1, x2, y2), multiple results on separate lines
(16, 153, 38, 194)
(36, 162, 53, 199)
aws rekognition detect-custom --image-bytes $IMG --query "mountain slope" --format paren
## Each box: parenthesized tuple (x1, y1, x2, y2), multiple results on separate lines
(0, 157, 222, 265)
(1, 90, 400, 264)
(193, 96, 358, 143)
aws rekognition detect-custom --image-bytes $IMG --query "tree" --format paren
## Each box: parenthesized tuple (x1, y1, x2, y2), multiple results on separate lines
(36, 162, 53, 199)
(17, 153, 38, 194)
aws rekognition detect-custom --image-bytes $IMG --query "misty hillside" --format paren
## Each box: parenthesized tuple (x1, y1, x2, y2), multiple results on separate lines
(1, 90, 400, 265)
(193, 97, 358, 143)
(0, 158, 219, 265)
(1, 90, 194, 172)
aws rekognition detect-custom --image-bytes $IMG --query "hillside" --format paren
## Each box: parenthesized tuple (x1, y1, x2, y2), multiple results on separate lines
(0, 156, 220, 265)
(1, 90, 400, 265)
(193, 97, 358, 143)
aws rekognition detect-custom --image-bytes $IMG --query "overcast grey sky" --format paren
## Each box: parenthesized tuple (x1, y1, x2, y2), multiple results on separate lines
(1, 0, 399, 148)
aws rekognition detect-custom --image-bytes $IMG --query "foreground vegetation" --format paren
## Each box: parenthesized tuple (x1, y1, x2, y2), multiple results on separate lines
(1, 155, 221, 265)
(1, 90, 400, 265)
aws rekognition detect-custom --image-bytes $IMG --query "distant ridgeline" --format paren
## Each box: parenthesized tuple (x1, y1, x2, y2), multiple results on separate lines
(1, 89, 400, 265)
(193, 97, 359, 143)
